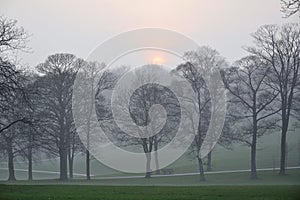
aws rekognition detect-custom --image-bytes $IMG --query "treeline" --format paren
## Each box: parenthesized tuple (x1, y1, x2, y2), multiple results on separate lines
(0, 14, 299, 182)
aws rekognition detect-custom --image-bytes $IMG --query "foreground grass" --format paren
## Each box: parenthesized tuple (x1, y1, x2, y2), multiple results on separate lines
(0, 170, 299, 200)
(0, 185, 299, 200)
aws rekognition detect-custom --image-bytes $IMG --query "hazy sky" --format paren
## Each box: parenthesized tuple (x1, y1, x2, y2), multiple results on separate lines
(1, 0, 299, 68)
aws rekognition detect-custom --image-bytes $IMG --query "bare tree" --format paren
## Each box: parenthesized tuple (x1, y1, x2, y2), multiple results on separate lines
(0, 59, 27, 134)
(36, 53, 82, 181)
(175, 46, 227, 181)
(128, 83, 179, 178)
(67, 122, 81, 179)
(95, 66, 178, 178)
(247, 23, 300, 175)
(0, 16, 30, 181)
(73, 61, 108, 180)
(18, 73, 44, 181)
(223, 56, 280, 179)
(0, 16, 29, 135)
(0, 16, 29, 57)
(0, 82, 31, 181)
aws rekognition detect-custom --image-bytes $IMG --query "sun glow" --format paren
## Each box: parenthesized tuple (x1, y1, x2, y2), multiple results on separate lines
(152, 56, 165, 64)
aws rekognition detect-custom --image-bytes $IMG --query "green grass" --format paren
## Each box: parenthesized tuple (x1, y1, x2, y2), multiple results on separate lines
(0, 169, 299, 200)
(0, 185, 299, 200)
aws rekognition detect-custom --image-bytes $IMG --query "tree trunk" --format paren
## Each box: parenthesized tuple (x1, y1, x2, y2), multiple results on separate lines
(69, 159, 73, 179)
(250, 114, 258, 179)
(145, 171, 151, 178)
(279, 118, 288, 175)
(7, 142, 16, 181)
(86, 122, 91, 180)
(68, 149, 74, 179)
(86, 149, 90, 180)
(285, 142, 288, 168)
(196, 91, 205, 182)
(145, 153, 151, 178)
(28, 146, 33, 181)
(86, 84, 93, 180)
(207, 151, 212, 172)
(59, 148, 68, 181)
(250, 143, 257, 179)
(154, 136, 160, 175)
(197, 157, 205, 181)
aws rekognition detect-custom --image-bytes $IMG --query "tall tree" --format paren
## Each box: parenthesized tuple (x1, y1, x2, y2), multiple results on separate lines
(72, 61, 115, 180)
(0, 16, 29, 181)
(247, 23, 300, 175)
(175, 46, 227, 181)
(36, 53, 82, 181)
(223, 56, 280, 179)
(81, 61, 106, 180)
(18, 73, 43, 181)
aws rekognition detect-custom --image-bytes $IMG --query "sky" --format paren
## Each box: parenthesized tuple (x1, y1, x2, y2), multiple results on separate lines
(0, 0, 299, 69)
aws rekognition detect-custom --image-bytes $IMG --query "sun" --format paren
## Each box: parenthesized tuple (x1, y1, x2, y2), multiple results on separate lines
(152, 56, 165, 64)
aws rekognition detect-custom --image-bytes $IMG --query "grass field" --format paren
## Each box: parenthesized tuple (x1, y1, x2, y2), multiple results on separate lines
(1, 169, 300, 186)
(1, 165, 299, 199)
(0, 185, 299, 200)
(0, 127, 299, 199)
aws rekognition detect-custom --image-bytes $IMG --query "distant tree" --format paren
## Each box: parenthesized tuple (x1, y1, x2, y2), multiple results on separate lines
(128, 82, 179, 178)
(73, 61, 108, 180)
(247, 23, 300, 175)
(95, 65, 177, 178)
(18, 73, 44, 181)
(67, 121, 81, 179)
(175, 46, 227, 181)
